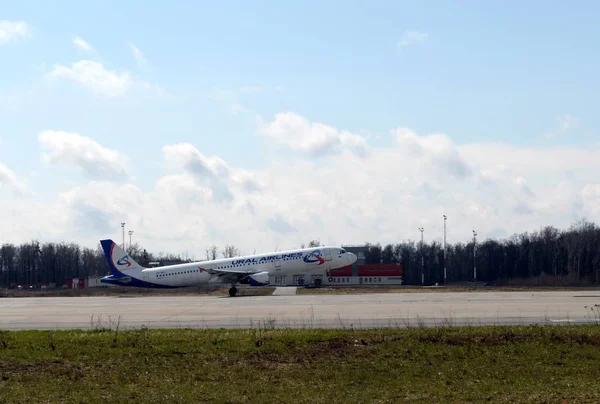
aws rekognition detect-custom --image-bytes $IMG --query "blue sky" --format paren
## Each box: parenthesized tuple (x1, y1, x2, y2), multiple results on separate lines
(1, 1, 599, 255)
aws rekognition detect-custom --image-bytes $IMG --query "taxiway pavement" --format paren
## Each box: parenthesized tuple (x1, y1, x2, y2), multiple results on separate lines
(1, 290, 599, 330)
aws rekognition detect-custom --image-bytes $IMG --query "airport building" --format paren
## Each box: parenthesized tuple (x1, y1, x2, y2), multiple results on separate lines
(67, 276, 114, 288)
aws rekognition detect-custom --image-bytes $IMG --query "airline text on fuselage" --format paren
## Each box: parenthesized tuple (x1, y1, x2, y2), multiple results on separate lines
(230, 252, 304, 266)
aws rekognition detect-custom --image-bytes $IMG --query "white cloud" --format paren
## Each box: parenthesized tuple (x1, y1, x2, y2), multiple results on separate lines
(60, 181, 143, 231)
(258, 112, 368, 157)
(513, 176, 534, 197)
(1, 112, 599, 257)
(46, 39, 161, 98)
(162, 143, 261, 203)
(0, 163, 17, 187)
(0, 20, 31, 44)
(73, 36, 93, 52)
(397, 30, 427, 49)
(582, 184, 600, 220)
(545, 113, 579, 138)
(47, 60, 133, 97)
(393, 128, 472, 178)
(128, 42, 149, 69)
(0, 162, 28, 195)
(47, 60, 159, 98)
(39, 130, 130, 181)
(0, 197, 66, 244)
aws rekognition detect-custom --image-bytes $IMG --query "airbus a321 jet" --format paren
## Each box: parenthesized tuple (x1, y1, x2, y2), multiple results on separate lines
(100, 239, 358, 296)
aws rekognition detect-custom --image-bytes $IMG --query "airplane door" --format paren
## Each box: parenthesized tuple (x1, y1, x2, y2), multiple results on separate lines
(275, 259, 282, 271)
(324, 248, 332, 261)
(142, 270, 150, 282)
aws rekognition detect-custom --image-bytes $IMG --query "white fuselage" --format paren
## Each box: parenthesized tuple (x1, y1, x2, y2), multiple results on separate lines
(102, 245, 357, 288)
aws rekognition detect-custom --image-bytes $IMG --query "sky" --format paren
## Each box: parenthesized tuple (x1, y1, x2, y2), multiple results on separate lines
(1, 1, 599, 258)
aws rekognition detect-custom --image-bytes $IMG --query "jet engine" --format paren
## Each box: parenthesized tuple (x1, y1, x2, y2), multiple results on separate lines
(247, 271, 270, 286)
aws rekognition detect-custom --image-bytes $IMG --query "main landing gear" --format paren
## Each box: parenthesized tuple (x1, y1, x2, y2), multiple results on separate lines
(228, 286, 238, 297)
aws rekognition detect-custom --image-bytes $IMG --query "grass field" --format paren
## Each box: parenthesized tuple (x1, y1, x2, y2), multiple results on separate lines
(1, 325, 600, 403)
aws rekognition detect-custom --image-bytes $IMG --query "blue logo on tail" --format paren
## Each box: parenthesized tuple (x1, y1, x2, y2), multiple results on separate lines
(117, 255, 132, 267)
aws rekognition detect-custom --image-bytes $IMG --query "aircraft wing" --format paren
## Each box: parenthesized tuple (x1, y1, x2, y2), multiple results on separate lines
(199, 266, 267, 283)
(200, 266, 263, 275)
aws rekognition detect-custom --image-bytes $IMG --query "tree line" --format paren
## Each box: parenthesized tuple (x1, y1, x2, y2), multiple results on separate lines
(0, 219, 599, 288)
(360, 219, 600, 286)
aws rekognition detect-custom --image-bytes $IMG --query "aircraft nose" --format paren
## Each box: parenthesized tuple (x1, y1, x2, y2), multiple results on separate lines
(347, 253, 357, 264)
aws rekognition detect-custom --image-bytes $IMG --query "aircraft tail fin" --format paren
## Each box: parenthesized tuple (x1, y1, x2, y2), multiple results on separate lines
(100, 239, 144, 277)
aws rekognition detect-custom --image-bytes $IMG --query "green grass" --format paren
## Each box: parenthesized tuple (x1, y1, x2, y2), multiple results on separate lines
(1, 326, 600, 403)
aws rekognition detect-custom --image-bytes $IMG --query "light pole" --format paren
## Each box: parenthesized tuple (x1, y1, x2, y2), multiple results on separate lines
(128, 230, 134, 251)
(418, 227, 424, 286)
(473, 230, 477, 286)
(443, 215, 447, 285)
(121, 222, 126, 250)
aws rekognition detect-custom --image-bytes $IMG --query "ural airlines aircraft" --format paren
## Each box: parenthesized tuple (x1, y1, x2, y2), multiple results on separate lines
(100, 239, 357, 296)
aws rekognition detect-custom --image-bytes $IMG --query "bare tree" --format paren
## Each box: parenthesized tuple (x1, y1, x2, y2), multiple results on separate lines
(222, 245, 240, 258)
(308, 240, 321, 248)
(382, 244, 395, 264)
(205, 245, 219, 261)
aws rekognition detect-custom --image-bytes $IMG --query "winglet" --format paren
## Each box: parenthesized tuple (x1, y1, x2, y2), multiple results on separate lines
(100, 239, 143, 277)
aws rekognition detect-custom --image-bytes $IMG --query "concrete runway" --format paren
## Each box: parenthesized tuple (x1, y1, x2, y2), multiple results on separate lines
(1, 290, 600, 330)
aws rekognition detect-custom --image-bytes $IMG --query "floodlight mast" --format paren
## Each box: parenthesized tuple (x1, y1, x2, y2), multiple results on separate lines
(473, 230, 477, 286)
(128, 230, 134, 251)
(418, 227, 424, 286)
(443, 215, 447, 285)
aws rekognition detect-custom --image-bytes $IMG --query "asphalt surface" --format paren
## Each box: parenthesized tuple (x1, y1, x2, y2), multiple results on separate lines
(1, 290, 600, 330)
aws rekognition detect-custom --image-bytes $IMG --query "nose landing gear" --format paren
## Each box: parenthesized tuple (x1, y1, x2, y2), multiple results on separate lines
(228, 286, 238, 297)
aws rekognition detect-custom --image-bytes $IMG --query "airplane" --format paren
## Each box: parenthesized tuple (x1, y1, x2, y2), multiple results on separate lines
(99, 239, 358, 296)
